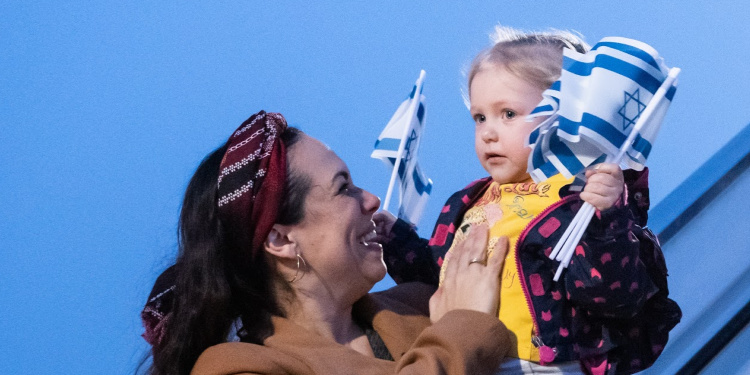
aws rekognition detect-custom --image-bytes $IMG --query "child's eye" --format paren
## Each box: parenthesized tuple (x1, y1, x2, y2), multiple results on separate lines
(473, 114, 486, 124)
(502, 110, 517, 120)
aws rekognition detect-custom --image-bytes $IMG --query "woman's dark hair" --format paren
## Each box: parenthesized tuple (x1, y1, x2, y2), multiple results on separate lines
(148, 127, 308, 375)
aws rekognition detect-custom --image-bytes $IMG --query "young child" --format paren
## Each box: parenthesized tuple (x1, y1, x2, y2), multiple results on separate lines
(376, 26, 681, 375)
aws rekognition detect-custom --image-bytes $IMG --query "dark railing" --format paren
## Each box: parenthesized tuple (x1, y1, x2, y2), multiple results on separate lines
(677, 296, 750, 374)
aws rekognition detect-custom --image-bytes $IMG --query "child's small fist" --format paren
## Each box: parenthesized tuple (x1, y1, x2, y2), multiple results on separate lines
(373, 211, 397, 245)
(580, 163, 625, 211)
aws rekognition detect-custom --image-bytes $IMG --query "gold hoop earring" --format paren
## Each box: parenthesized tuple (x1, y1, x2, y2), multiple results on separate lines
(288, 253, 307, 283)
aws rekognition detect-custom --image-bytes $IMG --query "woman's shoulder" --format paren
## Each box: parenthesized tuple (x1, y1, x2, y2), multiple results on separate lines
(365, 282, 436, 315)
(191, 342, 258, 374)
(353, 282, 435, 341)
(191, 341, 306, 375)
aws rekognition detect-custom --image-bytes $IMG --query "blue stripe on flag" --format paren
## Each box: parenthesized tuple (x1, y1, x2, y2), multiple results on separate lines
(564, 54, 663, 95)
(411, 168, 432, 195)
(531, 104, 555, 115)
(537, 161, 561, 179)
(666, 84, 677, 101)
(558, 114, 627, 147)
(630, 133, 653, 159)
(531, 142, 545, 167)
(528, 127, 541, 144)
(592, 41, 662, 71)
(374, 138, 402, 151)
(548, 136, 586, 174)
(409, 85, 416, 99)
(417, 103, 425, 123)
(549, 80, 561, 91)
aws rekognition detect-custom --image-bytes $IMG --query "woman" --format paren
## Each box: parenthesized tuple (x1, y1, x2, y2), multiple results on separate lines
(141, 111, 511, 375)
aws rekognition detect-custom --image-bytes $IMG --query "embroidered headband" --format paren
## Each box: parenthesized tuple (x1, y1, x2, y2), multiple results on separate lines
(217, 110, 288, 255)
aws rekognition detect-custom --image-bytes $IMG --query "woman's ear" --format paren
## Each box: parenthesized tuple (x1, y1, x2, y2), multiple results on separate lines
(264, 224, 297, 260)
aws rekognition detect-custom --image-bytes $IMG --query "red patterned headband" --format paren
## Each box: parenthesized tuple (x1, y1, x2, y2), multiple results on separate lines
(217, 110, 288, 256)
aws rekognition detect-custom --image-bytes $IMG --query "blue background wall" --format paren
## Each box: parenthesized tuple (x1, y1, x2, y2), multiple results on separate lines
(2, 2, 749, 373)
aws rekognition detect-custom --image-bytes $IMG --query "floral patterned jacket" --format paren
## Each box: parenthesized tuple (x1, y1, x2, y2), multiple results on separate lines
(383, 169, 681, 375)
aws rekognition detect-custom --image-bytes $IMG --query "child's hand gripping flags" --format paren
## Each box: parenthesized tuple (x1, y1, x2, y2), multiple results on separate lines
(525, 37, 680, 281)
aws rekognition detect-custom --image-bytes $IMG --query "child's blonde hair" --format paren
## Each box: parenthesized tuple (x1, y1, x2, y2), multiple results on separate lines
(466, 25, 589, 102)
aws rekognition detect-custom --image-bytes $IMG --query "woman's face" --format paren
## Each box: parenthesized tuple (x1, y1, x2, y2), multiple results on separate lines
(287, 135, 386, 299)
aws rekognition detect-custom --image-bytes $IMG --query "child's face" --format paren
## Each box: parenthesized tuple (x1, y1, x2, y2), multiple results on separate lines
(469, 64, 545, 185)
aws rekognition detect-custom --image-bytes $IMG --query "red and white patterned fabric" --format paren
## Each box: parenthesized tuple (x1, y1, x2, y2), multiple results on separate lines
(217, 110, 288, 256)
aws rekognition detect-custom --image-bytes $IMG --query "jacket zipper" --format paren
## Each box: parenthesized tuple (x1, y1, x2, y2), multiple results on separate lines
(515, 193, 578, 365)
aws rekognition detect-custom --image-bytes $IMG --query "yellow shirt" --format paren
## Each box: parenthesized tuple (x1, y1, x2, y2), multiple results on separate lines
(440, 174, 572, 361)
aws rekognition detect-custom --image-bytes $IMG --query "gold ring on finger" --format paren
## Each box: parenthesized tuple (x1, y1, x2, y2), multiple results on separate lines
(468, 257, 486, 266)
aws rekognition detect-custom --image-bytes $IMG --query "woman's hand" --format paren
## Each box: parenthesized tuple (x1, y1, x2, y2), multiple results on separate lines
(429, 225, 508, 322)
(372, 210, 397, 245)
(580, 163, 625, 211)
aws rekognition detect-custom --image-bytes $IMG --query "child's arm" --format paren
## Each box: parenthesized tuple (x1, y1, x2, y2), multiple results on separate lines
(374, 211, 440, 285)
(375, 178, 492, 287)
(564, 165, 660, 318)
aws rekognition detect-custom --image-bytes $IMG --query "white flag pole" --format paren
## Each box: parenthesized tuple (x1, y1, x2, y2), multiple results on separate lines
(551, 67, 680, 281)
(382, 70, 426, 213)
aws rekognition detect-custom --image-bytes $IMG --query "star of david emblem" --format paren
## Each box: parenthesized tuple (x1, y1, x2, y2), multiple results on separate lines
(402, 129, 418, 164)
(618, 88, 647, 132)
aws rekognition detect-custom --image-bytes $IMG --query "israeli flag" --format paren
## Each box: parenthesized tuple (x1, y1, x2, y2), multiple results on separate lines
(371, 70, 433, 226)
(526, 37, 679, 182)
